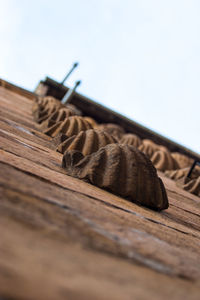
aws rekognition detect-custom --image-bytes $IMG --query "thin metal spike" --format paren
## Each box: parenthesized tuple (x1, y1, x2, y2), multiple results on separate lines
(60, 62, 79, 85)
(186, 160, 200, 178)
(61, 80, 81, 104)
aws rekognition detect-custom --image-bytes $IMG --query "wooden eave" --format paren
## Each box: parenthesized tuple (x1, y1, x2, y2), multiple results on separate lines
(35, 77, 200, 160)
(0, 79, 200, 300)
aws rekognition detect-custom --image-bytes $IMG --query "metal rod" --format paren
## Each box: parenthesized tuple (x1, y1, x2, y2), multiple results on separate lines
(61, 80, 81, 104)
(60, 62, 79, 85)
(186, 160, 200, 178)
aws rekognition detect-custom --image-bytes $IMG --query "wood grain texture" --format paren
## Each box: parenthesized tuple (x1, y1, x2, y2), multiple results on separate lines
(0, 83, 200, 300)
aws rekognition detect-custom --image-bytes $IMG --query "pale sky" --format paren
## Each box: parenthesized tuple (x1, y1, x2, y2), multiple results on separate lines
(1, 0, 199, 153)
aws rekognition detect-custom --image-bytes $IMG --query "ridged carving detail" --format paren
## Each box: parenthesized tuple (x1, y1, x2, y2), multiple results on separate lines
(84, 117, 98, 128)
(39, 107, 75, 131)
(138, 139, 168, 159)
(120, 133, 142, 148)
(32, 96, 63, 123)
(32, 96, 58, 114)
(32, 96, 81, 123)
(165, 167, 200, 181)
(96, 123, 125, 140)
(43, 116, 93, 138)
(151, 150, 179, 171)
(165, 167, 200, 197)
(171, 152, 193, 169)
(165, 168, 189, 181)
(57, 129, 117, 155)
(65, 103, 82, 116)
(180, 177, 200, 197)
(62, 144, 169, 211)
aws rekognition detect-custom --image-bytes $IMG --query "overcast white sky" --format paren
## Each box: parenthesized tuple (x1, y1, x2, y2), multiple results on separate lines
(1, 0, 199, 153)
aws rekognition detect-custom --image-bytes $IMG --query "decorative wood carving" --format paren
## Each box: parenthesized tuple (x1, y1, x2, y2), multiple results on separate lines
(120, 133, 142, 148)
(165, 167, 200, 196)
(32, 96, 63, 123)
(57, 129, 117, 156)
(96, 123, 125, 140)
(84, 117, 98, 128)
(32, 96, 81, 124)
(171, 152, 193, 169)
(179, 177, 200, 197)
(165, 167, 200, 181)
(44, 116, 93, 138)
(151, 150, 179, 171)
(138, 139, 168, 159)
(39, 107, 75, 131)
(62, 144, 169, 211)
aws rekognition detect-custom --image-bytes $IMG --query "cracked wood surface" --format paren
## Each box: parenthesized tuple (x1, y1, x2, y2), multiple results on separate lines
(0, 86, 200, 300)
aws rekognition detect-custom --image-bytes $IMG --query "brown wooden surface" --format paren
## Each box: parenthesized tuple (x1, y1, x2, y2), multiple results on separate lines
(0, 85, 200, 300)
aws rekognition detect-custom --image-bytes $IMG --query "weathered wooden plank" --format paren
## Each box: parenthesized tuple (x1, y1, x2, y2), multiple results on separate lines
(0, 118, 57, 150)
(1, 81, 200, 300)
(1, 213, 200, 300)
(0, 89, 33, 118)
(1, 149, 199, 238)
(0, 78, 36, 100)
(0, 107, 36, 129)
(1, 155, 200, 281)
(0, 133, 63, 173)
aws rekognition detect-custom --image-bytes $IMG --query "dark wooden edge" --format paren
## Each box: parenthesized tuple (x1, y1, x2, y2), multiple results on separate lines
(0, 78, 37, 101)
(35, 77, 70, 99)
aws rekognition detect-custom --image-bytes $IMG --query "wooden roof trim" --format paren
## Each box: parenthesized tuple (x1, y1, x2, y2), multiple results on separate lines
(0, 78, 37, 100)
(68, 93, 200, 161)
(35, 77, 199, 160)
